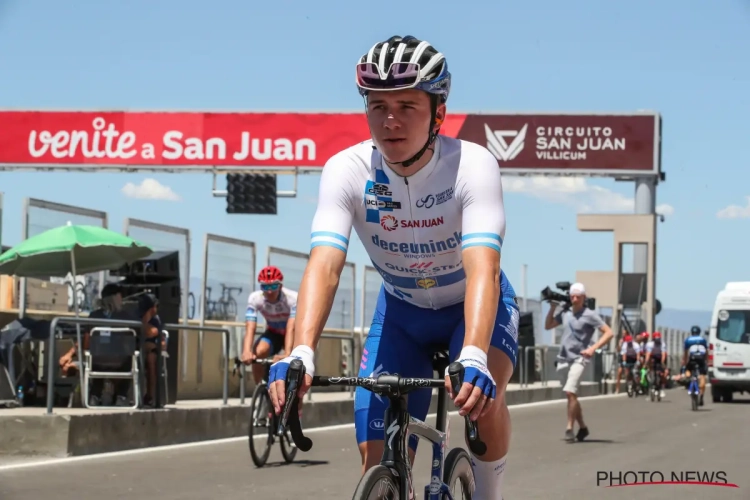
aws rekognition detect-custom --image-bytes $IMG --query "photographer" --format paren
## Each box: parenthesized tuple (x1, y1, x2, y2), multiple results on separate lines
(544, 282, 613, 443)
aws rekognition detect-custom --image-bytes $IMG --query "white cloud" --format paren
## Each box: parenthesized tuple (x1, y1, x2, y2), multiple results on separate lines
(121, 178, 181, 201)
(716, 196, 750, 219)
(501, 176, 674, 216)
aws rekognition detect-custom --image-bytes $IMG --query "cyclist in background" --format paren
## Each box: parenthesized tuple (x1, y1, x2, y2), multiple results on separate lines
(618, 334, 640, 392)
(241, 266, 298, 390)
(682, 325, 708, 406)
(644, 331, 667, 399)
(636, 332, 649, 393)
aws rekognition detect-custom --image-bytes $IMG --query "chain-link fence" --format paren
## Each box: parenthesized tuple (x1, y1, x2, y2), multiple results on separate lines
(20, 198, 108, 316)
(267, 246, 355, 333)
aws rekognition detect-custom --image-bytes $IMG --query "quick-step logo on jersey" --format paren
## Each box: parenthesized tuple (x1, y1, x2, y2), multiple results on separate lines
(371, 232, 461, 258)
(384, 261, 462, 275)
(365, 169, 401, 224)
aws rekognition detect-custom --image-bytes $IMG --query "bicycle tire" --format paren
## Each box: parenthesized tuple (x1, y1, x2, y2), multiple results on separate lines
(279, 425, 298, 463)
(442, 448, 475, 499)
(248, 384, 273, 467)
(352, 465, 401, 500)
(226, 298, 238, 322)
(188, 293, 196, 320)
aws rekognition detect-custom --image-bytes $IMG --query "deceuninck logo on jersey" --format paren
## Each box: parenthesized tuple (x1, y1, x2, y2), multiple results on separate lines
(365, 168, 402, 224)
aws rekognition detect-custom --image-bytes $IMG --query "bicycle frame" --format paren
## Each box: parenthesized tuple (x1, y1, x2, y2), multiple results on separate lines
(379, 388, 454, 500)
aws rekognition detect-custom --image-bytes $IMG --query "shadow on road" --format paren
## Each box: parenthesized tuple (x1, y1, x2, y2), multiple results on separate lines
(261, 459, 330, 468)
(561, 439, 617, 444)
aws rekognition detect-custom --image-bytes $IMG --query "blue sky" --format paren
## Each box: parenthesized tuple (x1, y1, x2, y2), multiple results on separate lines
(0, 0, 748, 316)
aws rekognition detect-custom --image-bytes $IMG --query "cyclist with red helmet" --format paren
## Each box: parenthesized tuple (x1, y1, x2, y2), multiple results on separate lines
(240, 266, 298, 388)
(644, 331, 667, 399)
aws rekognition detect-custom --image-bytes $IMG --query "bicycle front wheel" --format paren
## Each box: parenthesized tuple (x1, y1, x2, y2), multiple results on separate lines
(279, 424, 298, 463)
(443, 448, 475, 499)
(248, 383, 273, 467)
(352, 465, 401, 500)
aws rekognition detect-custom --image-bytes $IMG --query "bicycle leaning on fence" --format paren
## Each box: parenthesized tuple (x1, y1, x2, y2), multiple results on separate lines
(235, 358, 298, 467)
(278, 350, 484, 499)
(204, 284, 243, 321)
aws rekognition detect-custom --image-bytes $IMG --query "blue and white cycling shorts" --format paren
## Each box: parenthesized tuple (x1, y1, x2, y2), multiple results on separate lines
(354, 283, 519, 450)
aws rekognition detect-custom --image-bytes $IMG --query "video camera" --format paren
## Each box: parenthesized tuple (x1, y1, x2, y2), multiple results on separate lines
(540, 281, 596, 310)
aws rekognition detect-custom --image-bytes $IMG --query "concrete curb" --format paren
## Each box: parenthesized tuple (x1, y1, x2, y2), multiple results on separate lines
(0, 382, 612, 458)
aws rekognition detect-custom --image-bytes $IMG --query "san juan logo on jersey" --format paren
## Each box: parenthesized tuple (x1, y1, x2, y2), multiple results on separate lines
(380, 215, 398, 231)
(365, 168, 402, 224)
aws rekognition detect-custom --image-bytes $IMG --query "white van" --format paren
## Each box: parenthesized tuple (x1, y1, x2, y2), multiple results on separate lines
(708, 282, 750, 403)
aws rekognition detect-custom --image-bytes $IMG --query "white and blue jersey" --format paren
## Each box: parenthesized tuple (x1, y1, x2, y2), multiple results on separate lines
(310, 135, 512, 310)
(684, 335, 708, 359)
(309, 135, 519, 449)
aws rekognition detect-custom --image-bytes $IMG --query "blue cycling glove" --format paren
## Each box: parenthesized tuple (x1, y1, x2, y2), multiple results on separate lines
(447, 346, 497, 399)
(268, 345, 316, 386)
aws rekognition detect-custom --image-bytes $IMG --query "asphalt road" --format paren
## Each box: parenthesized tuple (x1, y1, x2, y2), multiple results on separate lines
(1, 390, 747, 499)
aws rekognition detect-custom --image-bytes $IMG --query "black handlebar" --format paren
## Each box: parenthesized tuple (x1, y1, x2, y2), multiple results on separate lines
(277, 359, 488, 456)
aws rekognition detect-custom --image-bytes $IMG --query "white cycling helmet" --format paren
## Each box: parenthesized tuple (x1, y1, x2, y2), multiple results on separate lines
(356, 35, 451, 103)
(356, 35, 451, 168)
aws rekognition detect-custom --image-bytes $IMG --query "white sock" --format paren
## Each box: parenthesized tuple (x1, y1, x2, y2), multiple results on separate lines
(471, 454, 506, 500)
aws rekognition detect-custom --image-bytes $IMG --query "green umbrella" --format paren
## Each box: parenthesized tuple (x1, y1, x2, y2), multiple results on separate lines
(0, 224, 153, 278)
(0, 224, 153, 406)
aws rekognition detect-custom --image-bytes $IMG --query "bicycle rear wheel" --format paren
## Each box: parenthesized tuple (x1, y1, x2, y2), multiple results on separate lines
(352, 465, 401, 500)
(248, 383, 274, 467)
(443, 448, 475, 499)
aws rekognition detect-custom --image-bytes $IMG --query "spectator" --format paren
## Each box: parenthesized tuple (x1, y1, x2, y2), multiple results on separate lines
(135, 293, 165, 407)
(58, 283, 132, 406)
(545, 282, 613, 442)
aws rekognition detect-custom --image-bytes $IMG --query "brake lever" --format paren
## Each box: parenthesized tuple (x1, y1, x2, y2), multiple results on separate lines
(279, 359, 313, 452)
(447, 361, 488, 456)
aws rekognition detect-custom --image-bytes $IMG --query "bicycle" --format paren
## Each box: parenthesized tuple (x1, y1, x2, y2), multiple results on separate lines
(237, 358, 298, 467)
(686, 364, 701, 411)
(623, 362, 637, 398)
(278, 352, 486, 499)
(188, 292, 196, 320)
(648, 363, 664, 403)
(218, 283, 242, 321)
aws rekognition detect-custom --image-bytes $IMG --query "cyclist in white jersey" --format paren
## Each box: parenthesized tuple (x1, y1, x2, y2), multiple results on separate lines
(241, 266, 297, 387)
(267, 35, 517, 499)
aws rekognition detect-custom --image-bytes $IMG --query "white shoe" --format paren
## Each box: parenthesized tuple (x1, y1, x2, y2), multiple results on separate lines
(660, 390, 666, 398)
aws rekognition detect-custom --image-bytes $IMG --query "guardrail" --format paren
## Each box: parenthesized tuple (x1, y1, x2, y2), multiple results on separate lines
(237, 332, 357, 405)
(45, 316, 231, 414)
(163, 323, 231, 406)
(46, 316, 146, 414)
(520, 346, 549, 388)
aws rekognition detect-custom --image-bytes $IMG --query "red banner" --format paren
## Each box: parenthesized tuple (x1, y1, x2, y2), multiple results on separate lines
(0, 111, 659, 174)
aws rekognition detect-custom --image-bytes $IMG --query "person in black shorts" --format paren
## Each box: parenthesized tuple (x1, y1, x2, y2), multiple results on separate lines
(645, 331, 667, 398)
(618, 334, 640, 392)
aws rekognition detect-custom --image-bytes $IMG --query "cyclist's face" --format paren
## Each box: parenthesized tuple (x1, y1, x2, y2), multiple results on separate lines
(260, 282, 281, 300)
(366, 89, 445, 164)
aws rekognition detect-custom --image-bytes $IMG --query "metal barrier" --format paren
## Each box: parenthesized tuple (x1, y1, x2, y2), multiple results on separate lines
(520, 346, 549, 387)
(21, 198, 108, 317)
(46, 316, 145, 414)
(124, 218, 191, 381)
(360, 265, 382, 336)
(198, 234, 256, 383)
(163, 323, 231, 405)
(237, 332, 357, 404)
(44, 317, 231, 414)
